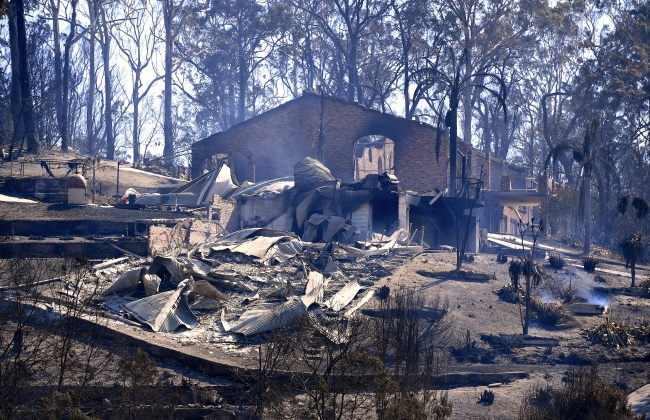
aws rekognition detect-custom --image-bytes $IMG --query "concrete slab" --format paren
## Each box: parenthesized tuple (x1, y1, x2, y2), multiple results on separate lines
(570, 263, 632, 278)
(0, 193, 37, 203)
(629, 383, 650, 417)
(487, 233, 579, 256)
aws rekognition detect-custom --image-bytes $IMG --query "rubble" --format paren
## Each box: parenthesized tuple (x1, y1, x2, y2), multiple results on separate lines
(123, 280, 198, 333)
(91, 157, 424, 340)
(94, 223, 417, 337)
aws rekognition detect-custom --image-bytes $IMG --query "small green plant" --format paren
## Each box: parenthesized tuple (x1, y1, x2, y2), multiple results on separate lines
(548, 253, 565, 270)
(582, 255, 599, 273)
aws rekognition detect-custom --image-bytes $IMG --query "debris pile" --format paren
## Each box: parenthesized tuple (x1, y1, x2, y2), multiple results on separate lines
(97, 226, 420, 342)
(494, 284, 524, 303)
(95, 156, 427, 342)
(628, 323, 650, 343)
(587, 317, 634, 347)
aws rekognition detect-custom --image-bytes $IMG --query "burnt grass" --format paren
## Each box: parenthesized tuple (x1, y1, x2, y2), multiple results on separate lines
(381, 250, 650, 398)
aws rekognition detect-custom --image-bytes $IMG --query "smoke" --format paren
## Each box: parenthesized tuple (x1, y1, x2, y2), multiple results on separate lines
(538, 289, 556, 303)
(569, 269, 610, 307)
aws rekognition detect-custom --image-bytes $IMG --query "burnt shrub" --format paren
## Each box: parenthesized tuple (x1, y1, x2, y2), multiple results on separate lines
(530, 298, 575, 327)
(479, 389, 494, 405)
(548, 253, 566, 270)
(582, 255, 599, 273)
(519, 364, 643, 420)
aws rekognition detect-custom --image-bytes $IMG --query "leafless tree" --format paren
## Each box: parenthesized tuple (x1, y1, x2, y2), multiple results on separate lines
(113, 0, 163, 165)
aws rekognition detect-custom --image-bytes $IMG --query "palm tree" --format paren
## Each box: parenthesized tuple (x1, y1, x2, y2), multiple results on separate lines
(620, 232, 643, 287)
(545, 118, 603, 255)
(618, 195, 649, 287)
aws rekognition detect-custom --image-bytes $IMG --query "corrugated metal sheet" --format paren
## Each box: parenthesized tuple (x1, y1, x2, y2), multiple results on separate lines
(191, 280, 228, 301)
(344, 289, 375, 318)
(210, 235, 297, 260)
(102, 268, 146, 296)
(229, 236, 290, 258)
(261, 239, 304, 265)
(210, 228, 298, 245)
(302, 271, 324, 306)
(123, 281, 197, 332)
(177, 257, 211, 277)
(229, 176, 294, 200)
(229, 299, 307, 336)
(326, 281, 362, 312)
(302, 214, 348, 242)
(148, 256, 186, 285)
(199, 164, 237, 203)
(308, 308, 349, 345)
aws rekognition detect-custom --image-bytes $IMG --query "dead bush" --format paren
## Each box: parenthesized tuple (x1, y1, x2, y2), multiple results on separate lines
(495, 283, 524, 303)
(478, 389, 494, 405)
(115, 348, 177, 419)
(592, 246, 612, 258)
(548, 253, 566, 270)
(530, 298, 575, 327)
(583, 255, 599, 273)
(557, 279, 577, 303)
(518, 364, 643, 420)
(522, 260, 544, 287)
(372, 287, 452, 419)
(451, 328, 495, 364)
(638, 277, 650, 289)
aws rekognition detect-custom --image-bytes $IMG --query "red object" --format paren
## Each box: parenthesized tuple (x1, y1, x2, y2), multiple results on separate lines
(66, 174, 87, 189)
(121, 197, 127, 204)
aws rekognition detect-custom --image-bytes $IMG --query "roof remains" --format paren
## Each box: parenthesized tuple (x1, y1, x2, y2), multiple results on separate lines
(123, 281, 197, 333)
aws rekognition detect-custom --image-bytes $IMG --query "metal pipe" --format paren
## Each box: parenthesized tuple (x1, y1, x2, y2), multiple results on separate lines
(92, 157, 96, 204)
(116, 161, 121, 203)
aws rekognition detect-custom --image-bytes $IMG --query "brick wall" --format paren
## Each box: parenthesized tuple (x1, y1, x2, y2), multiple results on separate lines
(192, 92, 448, 193)
(354, 140, 395, 180)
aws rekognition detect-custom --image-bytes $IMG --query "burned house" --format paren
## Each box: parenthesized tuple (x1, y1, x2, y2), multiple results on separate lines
(191, 91, 547, 252)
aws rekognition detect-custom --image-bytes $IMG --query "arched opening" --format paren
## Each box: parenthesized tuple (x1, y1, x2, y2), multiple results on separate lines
(353, 135, 395, 181)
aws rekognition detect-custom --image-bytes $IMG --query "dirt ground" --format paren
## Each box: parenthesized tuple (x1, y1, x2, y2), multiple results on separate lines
(92, 247, 650, 419)
(0, 150, 185, 198)
(377, 251, 650, 419)
(0, 200, 194, 223)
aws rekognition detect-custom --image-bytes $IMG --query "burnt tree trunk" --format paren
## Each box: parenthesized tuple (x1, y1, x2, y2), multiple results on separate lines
(12, 0, 39, 153)
(100, 5, 114, 160)
(86, 0, 97, 154)
(8, 2, 24, 157)
(162, 0, 174, 168)
(60, 0, 78, 152)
